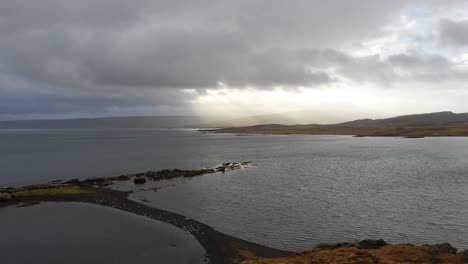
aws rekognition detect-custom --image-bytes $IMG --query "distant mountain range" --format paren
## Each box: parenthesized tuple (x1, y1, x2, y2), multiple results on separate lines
(337, 111, 468, 127)
(214, 111, 468, 137)
(0, 116, 206, 129)
(1, 111, 468, 131)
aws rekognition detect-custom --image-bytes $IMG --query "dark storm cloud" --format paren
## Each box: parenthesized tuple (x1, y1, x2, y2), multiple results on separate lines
(439, 19, 468, 46)
(0, 0, 466, 117)
(0, 0, 405, 90)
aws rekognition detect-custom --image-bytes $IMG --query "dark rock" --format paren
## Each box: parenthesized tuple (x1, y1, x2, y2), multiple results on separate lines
(63, 162, 253, 186)
(82, 177, 107, 183)
(4, 187, 17, 193)
(138, 197, 150, 203)
(117, 175, 130, 181)
(94, 181, 113, 187)
(50, 179, 63, 184)
(405, 135, 425, 139)
(428, 243, 457, 255)
(23, 184, 53, 190)
(148, 175, 162, 181)
(356, 239, 388, 249)
(0, 187, 15, 193)
(134, 177, 147, 184)
(144, 171, 155, 177)
(64, 178, 81, 184)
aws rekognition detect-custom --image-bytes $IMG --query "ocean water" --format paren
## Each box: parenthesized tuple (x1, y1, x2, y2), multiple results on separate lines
(2, 129, 468, 251)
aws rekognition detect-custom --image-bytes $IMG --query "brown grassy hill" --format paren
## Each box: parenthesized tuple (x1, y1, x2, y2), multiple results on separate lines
(339, 111, 468, 127)
(215, 112, 468, 137)
(241, 240, 468, 264)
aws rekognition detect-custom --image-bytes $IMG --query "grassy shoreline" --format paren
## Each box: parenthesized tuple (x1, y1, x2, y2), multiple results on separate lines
(213, 124, 468, 138)
(242, 241, 468, 264)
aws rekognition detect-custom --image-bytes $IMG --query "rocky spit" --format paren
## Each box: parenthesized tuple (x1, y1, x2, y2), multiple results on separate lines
(0, 162, 255, 193)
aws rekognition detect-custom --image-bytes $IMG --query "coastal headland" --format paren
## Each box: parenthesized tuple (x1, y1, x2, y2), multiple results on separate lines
(211, 111, 468, 138)
(213, 124, 468, 138)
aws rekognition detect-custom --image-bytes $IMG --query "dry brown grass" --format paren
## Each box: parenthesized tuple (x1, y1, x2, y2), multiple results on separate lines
(241, 244, 467, 264)
(218, 124, 468, 137)
(0, 192, 12, 201)
(12, 186, 94, 197)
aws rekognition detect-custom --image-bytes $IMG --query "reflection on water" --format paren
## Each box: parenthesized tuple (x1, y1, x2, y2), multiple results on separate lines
(0, 202, 205, 264)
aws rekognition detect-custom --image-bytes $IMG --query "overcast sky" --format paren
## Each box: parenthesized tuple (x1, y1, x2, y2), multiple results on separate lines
(2, 1, 468, 122)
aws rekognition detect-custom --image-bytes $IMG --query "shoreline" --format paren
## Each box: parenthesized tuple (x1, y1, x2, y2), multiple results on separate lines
(0, 163, 292, 264)
(207, 124, 468, 138)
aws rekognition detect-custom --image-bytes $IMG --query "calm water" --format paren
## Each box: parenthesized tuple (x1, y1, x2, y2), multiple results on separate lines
(2, 129, 468, 251)
(0, 202, 206, 264)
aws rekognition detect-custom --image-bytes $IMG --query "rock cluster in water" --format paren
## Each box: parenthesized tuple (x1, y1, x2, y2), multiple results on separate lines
(0, 162, 254, 195)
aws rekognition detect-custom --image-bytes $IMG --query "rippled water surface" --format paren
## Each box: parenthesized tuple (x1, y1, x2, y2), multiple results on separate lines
(2, 129, 468, 251)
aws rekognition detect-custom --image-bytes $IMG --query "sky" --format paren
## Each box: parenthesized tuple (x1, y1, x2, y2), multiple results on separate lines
(2, 0, 468, 123)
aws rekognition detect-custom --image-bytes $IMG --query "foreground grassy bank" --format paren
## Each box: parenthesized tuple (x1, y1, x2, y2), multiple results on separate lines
(214, 124, 468, 138)
(242, 240, 468, 264)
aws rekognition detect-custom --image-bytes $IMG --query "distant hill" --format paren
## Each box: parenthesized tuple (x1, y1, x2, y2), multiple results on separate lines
(0, 116, 206, 129)
(3, 111, 468, 132)
(215, 111, 468, 137)
(338, 111, 468, 127)
(199, 115, 302, 128)
(198, 111, 356, 127)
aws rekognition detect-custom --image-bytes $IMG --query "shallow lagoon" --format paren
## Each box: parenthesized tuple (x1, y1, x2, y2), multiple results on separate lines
(0, 202, 206, 264)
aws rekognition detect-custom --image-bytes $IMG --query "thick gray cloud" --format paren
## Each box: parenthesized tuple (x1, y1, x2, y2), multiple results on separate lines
(440, 19, 468, 46)
(0, 0, 467, 118)
(0, 0, 407, 89)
